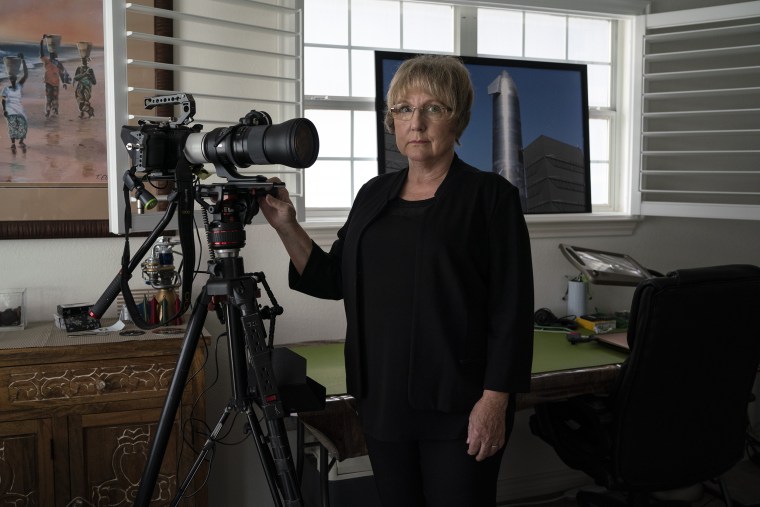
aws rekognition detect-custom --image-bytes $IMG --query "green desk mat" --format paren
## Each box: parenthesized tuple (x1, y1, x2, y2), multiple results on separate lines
(289, 331, 629, 397)
(532, 331, 628, 373)
(288, 342, 347, 396)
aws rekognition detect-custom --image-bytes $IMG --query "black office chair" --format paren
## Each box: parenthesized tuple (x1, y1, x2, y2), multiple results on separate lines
(530, 264, 760, 506)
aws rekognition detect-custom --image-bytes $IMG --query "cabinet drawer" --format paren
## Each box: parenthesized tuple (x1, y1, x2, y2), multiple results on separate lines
(0, 355, 181, 410)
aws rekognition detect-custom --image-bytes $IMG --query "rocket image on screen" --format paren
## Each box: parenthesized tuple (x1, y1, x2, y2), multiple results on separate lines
(488, 70, 588, 214)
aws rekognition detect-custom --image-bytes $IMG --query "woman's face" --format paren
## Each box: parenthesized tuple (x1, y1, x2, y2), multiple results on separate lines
(393, 90, 457, 168)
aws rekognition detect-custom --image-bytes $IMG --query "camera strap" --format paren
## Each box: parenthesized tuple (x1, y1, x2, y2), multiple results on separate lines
(174, 158, 196, 315)
(115, 160, 195, 330)
(118, 177, 170, 330)
(119, 179, 156, 330)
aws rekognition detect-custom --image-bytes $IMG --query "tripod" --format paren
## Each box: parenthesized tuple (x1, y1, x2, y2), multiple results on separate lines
(94, 182, 310, 507)
(140, 266, 303, 506)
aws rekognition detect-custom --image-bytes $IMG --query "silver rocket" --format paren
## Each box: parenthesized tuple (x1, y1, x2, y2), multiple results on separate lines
(488, 70, 527, 211)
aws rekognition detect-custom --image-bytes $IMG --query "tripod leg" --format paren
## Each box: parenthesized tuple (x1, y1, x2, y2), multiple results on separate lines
(225, 300, 288, 507)
(265, 415, 303, 506)
(229, 277, 303, 507)
(242, 403, 287, 507)
(170, 403, 234, 507)
(134, 288, 210, 507)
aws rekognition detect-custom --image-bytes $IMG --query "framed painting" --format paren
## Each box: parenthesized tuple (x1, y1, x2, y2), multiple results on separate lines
(0, 0, 109, 238)
(0, 0, 173, 239)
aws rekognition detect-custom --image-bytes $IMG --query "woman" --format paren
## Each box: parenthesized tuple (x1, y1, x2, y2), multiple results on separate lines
(1, 53, 29, 153)
(259, 55, 534, 506)
(74, 56, 97, 119)
(40, 34, 71, 118)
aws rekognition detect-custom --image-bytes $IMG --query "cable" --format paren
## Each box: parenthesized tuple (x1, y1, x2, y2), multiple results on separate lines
(534, 307, 578, 329)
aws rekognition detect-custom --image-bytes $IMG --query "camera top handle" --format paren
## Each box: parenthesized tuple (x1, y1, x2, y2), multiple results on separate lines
(144, 92, 196, 126)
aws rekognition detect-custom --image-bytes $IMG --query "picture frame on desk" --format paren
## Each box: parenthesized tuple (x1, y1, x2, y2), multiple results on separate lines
(0, 0, 174, 239)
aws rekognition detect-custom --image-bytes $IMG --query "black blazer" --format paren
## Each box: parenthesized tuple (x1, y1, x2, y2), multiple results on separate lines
(290, 156, 534, 413)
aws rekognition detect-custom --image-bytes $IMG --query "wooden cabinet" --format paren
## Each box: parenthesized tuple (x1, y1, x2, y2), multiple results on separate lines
(0, 323, 208, 506)
(0, 418, 54, 503)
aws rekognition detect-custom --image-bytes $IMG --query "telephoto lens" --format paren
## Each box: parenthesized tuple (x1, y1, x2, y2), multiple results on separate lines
(184, 117, 319, 170)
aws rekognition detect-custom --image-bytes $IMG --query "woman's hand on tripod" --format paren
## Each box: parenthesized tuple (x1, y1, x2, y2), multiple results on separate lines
(257, 178, 313, 275)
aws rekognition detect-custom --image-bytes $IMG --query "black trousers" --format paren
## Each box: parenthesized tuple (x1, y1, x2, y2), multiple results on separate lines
(364, 434, 506, 507)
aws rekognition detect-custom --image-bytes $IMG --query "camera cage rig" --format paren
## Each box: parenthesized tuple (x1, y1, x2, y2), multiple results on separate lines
(91, 94, 322, 507)
(122, 92, 318, 185)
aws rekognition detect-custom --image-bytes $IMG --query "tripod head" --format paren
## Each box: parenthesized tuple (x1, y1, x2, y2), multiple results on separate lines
(196, 179, 283, 257)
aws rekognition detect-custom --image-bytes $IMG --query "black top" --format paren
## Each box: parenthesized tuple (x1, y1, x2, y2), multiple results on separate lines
(357, 197, 467, 440)
(290, 155, 534, 417)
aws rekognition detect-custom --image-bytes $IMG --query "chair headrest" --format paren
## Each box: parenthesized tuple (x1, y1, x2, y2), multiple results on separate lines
(664, 264, 760, 285)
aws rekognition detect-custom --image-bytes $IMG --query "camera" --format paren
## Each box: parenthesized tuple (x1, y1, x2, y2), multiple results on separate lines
(121, 93, 319, 183)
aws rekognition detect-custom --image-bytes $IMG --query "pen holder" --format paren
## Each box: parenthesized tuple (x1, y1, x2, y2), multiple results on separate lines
(0, 288, 26, 331)
(567, 280, 588, 318)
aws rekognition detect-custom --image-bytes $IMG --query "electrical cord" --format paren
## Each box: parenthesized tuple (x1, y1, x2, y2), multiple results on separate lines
(534, 307, 578, 329)
(174, 329, 213, 501)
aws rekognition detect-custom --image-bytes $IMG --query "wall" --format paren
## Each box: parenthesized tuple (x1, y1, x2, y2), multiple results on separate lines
(1, 215, 759, 504)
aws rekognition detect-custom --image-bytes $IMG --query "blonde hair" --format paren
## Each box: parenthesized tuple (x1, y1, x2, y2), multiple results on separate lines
(384, 55, 473, 141)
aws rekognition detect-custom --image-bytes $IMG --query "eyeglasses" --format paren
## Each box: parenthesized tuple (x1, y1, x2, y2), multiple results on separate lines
(389, 103, 451, 121)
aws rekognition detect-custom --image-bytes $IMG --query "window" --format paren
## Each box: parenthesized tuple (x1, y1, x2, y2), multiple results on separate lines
(304, 0, 623, 221)
(303, 0, 457, 217)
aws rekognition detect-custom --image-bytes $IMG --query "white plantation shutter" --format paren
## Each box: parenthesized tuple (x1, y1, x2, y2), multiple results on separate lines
(104, 0, 304, 233)
(635, 2, 760, 220)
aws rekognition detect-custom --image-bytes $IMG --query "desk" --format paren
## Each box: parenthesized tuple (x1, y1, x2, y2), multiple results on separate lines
(290, 331, 628, 461)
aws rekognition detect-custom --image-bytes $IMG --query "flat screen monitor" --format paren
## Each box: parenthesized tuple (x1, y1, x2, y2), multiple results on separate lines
(374, 51, 592, 214)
